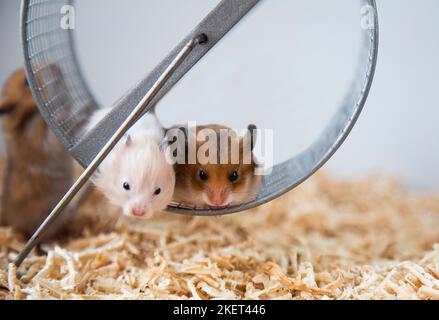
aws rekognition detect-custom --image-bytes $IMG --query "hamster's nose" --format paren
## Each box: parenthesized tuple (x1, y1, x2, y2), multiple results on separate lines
(208, 192, 227, 207)
(131, 207, 147, 217)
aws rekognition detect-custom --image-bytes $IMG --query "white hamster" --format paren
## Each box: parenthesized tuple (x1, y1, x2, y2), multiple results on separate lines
(88, 108, 175, 219)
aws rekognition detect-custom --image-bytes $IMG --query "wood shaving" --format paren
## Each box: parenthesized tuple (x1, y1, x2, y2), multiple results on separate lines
(0, 169, 438, 300)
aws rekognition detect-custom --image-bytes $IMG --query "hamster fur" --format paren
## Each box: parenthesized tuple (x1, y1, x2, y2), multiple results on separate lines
(88, 108, 175, 219)
(171, 124, 261, 209)
(0, 69, 75, 237)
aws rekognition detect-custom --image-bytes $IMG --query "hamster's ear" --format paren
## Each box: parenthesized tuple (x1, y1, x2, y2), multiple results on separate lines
(0, 97, 14, 115)
(125, 135, 133, 147)
(246, 124, 257, 151)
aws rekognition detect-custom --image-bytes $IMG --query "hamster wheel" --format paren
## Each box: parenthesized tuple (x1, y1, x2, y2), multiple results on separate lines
(19, 0, 378, 234)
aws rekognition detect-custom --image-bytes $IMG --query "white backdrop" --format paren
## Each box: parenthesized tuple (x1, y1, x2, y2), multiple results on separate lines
(0, 1, 438, 190)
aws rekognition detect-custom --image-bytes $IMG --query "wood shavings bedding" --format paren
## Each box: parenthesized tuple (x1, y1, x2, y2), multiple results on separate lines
(0, 171, 439, 300)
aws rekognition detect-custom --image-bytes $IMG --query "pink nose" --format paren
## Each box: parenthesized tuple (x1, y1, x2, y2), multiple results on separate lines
(131, 207, 146, 217)
(208, 192, 227, 206)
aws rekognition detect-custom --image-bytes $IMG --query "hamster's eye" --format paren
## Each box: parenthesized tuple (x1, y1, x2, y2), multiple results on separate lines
(199, 170, 208, 181)
(123, 182, 131, 191)
(229, 171, 239, 182)
(154, 188, 161, 196)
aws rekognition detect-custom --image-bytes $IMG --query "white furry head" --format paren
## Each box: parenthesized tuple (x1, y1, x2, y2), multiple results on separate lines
(93, 134, 175, 219)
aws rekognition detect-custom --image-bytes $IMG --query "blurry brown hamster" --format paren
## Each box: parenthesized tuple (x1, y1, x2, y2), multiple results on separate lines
(170, 124, 261, 209)
(0, 69, 75, 237)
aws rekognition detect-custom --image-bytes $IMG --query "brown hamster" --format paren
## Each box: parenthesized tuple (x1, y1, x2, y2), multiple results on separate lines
(170, 124, 261, 209)
(0, 69, 75, 237)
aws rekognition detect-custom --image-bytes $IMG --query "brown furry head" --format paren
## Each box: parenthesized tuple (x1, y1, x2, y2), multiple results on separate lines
(172, 124, 261, 209)
(0, 69, 37, 130)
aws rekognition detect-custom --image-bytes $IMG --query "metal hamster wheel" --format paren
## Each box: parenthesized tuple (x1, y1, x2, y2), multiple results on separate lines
(16, 0, 378, 265)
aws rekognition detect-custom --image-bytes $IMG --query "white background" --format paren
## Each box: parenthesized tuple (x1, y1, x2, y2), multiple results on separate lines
(0, 1, 438, 190)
